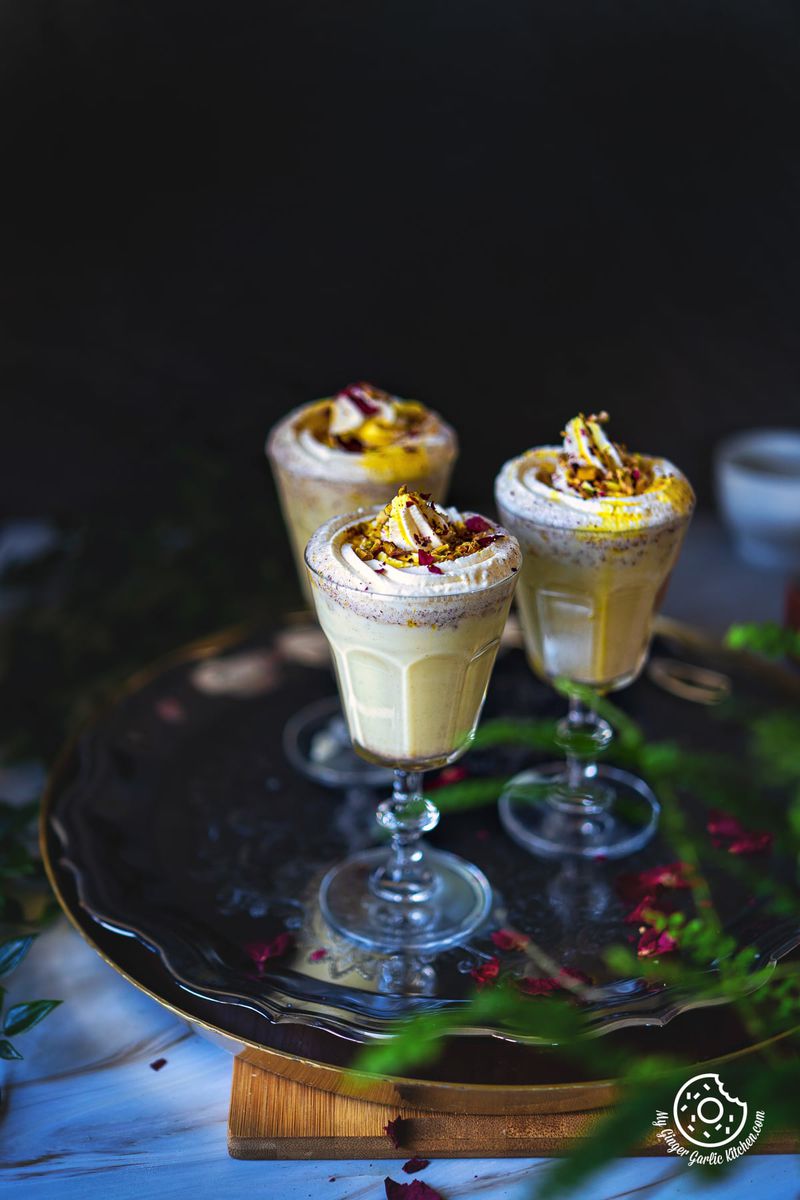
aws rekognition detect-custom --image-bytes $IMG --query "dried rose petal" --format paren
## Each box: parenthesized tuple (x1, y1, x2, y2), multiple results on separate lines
(490, 928, 530, 953)
(342, 382, 381, 415)
(637, 928, 678, 958)
(385, 1117, 403, 1148)
(519, 967, 592, 996)
(623, 894, 674, 926)
(465, 515, 492, 534)
(518, 976, 558, 996)
(417, 549, 434, 566)
(427, 565, 444, 575)
(470, 956, 500, 987)
(728, 831, 773, 855)
(476, 535, 499, 548)
(244, 932, 294, 974)
(615, 861, 693, 903)
(557, 966, 593, 986)
(707, 810, 773, 856)
(385, 1181, 442, 1200)
(149, 1058, 167, 1071)
(309, 948, 328, 962)
(706, 810, 745, 839)
(402, 1158, 431, 1174)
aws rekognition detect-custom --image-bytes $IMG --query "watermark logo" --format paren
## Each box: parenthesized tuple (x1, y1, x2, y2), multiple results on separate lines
(673, 1073, 748, 1148)
(652, 1073, 765, 1166)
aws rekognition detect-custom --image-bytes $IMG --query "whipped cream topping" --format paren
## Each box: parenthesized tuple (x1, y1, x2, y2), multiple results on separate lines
(496, 413, 694, 533)
(327, 383, 396, 438)
(302, 382, 424, 456)
(267, 387, 457, 483)
(378, 489, 452, 553)
(306, 489, 520, 597)
(551, 413, 625, 495)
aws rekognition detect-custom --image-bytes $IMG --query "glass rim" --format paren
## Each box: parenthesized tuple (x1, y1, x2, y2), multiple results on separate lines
(303, 508, 519, 600)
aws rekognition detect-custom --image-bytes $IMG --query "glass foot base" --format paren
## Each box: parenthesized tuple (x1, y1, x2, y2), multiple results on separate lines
(319, 846, 492, 953)
(498, 763, 660, 860)
(283, 697, 393, 788)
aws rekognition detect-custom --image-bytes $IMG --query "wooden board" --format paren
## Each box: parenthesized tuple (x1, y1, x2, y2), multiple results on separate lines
(228, 1058, 796, 1160)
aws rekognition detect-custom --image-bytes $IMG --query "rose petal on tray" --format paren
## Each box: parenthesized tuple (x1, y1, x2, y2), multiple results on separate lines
(707, 809, 773, 855)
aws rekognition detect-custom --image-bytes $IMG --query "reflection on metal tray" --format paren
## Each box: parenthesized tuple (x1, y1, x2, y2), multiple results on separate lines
(45, 618, 800, 1043)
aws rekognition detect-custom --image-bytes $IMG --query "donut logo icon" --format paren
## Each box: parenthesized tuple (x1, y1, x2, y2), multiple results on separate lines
(673, 1073, 748, 1149)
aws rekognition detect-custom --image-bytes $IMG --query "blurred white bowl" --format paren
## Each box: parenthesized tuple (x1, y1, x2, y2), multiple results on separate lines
(715, 428, 800, 569)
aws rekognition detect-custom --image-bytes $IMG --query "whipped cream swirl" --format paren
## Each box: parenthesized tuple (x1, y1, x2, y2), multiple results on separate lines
(267, 386, 457, 483)
(306, 490, 520, 596)
(495, 412, 695, 533)
(551, 412, 623, 494)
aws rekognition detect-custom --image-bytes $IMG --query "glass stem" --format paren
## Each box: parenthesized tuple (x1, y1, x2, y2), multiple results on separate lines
(555, 694, 614, 814)
(370, 769, 440, 905)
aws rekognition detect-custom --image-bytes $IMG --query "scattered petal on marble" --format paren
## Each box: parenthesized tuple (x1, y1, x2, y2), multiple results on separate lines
(385, 1179, 443, 1200)
(149, 1058, 167, 1071)
(402, 1158, 431, 1174)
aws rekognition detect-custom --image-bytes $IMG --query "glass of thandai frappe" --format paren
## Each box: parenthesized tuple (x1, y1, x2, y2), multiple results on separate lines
(305, 487, 520, 952)
(267, 382, 458, 604)
(267, 383, 458, 786)
(495, 412, 694, 859)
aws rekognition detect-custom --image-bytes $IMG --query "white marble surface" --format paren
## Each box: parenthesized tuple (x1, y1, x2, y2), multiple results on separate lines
(2, 515, 799, 1198)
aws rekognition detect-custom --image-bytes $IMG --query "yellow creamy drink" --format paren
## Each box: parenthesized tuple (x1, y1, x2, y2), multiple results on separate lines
(495, 414, 694, 691)
(267, 384, 457, 601)
(305, 489, 520, 768)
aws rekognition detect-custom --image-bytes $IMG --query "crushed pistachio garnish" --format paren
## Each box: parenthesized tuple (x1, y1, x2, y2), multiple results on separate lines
(542, 412, 656, 499)
(299, 382, 426, 454)
(345, 486, 502, 571)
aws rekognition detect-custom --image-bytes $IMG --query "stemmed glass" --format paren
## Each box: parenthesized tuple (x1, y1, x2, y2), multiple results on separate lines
(494, 509, 693, 859)
(305, 527, 518, 952)
(266, 398, 456, 788)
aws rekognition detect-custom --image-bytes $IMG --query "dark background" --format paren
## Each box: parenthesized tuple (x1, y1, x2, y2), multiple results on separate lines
(3, 0, 800, 526)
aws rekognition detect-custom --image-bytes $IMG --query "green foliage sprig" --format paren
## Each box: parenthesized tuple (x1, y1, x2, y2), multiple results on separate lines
(0, 797, 62, 1058)
(725, 621, 800, 659)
